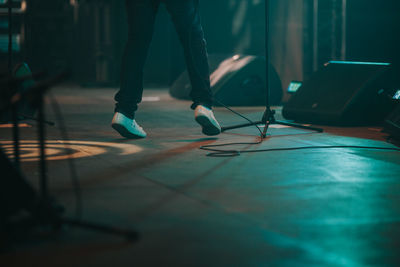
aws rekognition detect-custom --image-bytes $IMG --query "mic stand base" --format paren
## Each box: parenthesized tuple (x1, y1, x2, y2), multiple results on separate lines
(221, 107, 324, 137)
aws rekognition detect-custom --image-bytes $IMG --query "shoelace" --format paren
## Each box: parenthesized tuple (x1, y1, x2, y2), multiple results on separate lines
(133, 121, 144, 131)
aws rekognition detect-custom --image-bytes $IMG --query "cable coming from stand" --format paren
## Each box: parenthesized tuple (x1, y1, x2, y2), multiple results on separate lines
(183, 2, 400, 158)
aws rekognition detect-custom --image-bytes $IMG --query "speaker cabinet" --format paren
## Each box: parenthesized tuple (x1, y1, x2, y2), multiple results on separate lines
(170, 54, 283, 106)
(282, 61, 395, 126)
(384, 102, 400, 140)
(0, 63, 36, 123)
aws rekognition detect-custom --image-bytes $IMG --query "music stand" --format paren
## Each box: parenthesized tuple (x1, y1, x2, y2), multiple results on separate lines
(5, 0, 22, 169)
(4, 74, 139, 241)
(3, 2, 138, 241)
(221, 0, 323, 136)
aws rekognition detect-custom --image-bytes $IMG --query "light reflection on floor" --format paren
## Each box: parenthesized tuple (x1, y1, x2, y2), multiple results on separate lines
(0, 140, 142, 162)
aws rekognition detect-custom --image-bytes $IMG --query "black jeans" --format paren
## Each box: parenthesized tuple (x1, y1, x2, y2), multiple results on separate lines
(115, 0, 213, 119)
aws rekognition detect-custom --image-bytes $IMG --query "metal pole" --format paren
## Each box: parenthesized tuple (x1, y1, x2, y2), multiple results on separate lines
(9, 0, 21, 168)
(313, 0, 319, 71)
(265, 0, 270, 111)
(341, 0, 347, 60)
(8, 0, 13, 74)
(37, 95, 48, 200)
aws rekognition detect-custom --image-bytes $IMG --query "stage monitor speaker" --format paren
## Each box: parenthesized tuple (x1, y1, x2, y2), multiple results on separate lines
(0, 63, 36, 123)
(169, 54, 283, 106)
(384, 101, 400, 141)
(282, 61, 395, 126)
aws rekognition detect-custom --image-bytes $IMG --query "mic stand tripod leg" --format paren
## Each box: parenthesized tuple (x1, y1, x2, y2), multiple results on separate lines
(260, 107, 324, 135)
(274, 120, 323, 133)
(261, 108, 275, 138)
(32, 87, 140, 242)
(61, 218, 139, 241)
(222, 106, 323, 136)
(221, 121, 263, 133)
(11, 103, 21, 169)
(19, 113, 55, 126)
(220, 0, 324, 137)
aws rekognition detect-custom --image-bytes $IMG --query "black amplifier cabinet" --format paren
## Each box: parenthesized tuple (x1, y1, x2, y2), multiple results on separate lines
(282, 61, 394, 126)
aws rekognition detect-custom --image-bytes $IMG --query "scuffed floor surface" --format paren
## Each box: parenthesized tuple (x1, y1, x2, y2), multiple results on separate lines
(1, 86, 400, 267)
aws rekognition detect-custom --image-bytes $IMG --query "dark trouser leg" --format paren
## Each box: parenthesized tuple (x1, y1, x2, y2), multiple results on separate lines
(165, 0, 213, 109)
(114, 0, 160, 119)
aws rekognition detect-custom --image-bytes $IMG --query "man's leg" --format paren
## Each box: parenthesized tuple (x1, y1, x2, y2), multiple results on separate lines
(165, 0, 213, 109)
(165, 0, 220, 136)
(114, 0, 160, 119)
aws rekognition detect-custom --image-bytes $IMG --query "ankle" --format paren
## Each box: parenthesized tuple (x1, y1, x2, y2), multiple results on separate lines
(191, 102, 213, 110)
(115, 109, 135, 120)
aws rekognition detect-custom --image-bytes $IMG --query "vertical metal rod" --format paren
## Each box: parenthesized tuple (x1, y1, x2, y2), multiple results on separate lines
(9, 0, 21, 168)
(331, 0, 337, 60)
(37, 95, 48, 200)
(313, 0, 319, 71)
(265, 0, 270, 111)
(12, 104, 20, 168)
(341, 0, 347, 60)
(8, 0, 13, 74)
(222, 0, 324, 135)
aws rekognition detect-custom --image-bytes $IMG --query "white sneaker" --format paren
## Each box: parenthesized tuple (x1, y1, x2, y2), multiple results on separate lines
(194, 105, 221, 136)
(111, 112, 147, 139)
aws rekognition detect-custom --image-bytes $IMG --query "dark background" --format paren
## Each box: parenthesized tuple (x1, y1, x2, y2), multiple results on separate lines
(1, 0, 399, 91)
(346, 0, 400, 64)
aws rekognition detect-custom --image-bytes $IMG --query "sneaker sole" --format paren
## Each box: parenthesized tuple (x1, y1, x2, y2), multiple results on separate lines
(112, 123, 145, 139)
(195, 115, 221, 136)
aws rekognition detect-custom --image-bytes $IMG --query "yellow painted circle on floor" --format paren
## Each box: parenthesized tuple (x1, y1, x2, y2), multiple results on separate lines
(0, 140, 142, 162)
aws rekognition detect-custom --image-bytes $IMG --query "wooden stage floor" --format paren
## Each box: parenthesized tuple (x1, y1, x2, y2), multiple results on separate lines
(1, 86, 400, 266)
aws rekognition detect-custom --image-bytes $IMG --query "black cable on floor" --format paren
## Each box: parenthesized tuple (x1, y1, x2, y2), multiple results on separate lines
(203, 101, 400, 157)
(209, 98, 400, 157)
(213, 98, 264, 137)
(187, 2, 388, 158)
(200, 144, 400, 157)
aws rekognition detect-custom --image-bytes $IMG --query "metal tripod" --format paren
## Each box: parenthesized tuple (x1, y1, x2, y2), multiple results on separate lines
(31, 77, 139, 241)
(221, 0, 323, 136)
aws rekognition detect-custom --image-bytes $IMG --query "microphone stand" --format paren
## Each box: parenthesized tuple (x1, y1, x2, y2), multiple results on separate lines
(7, 0, 22, 169)
(3, 2, 138, 241)
(13, 74, 140, 241)
(221, 0, 323, 136)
